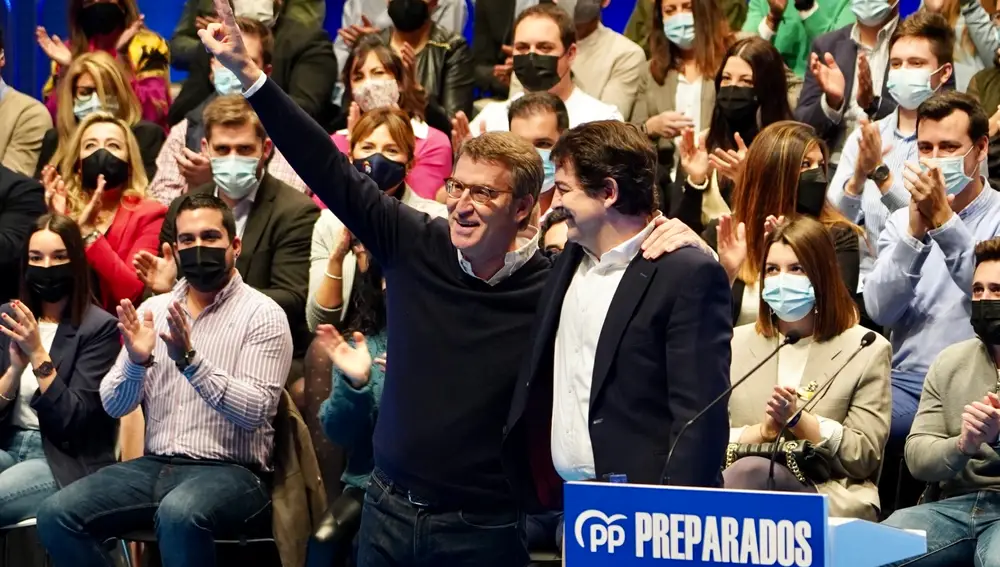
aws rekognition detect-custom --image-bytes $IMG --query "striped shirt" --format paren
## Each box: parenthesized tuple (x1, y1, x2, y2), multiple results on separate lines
(828, 110, 914, 292)
(100, 272, 293, 471)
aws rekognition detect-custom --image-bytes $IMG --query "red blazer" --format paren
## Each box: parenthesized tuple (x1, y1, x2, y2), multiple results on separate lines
(85, 198, 166, 313)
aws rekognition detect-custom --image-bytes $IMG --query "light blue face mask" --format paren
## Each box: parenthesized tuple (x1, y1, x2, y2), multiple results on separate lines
(662, 13, 695, 50)
(887, 67, 942, 110)
(211, 155, 261, 200)
(924, 146, 975, 197)
(851, 0, 897, 26)
(762, 273, 816, 323)
(537, 147, 556, 192)
(213, 66, 244, 96)
(73, 93, 107, 121)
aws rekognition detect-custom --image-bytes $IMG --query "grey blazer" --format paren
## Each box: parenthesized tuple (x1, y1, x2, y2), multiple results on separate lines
(728, 324, 892, 520)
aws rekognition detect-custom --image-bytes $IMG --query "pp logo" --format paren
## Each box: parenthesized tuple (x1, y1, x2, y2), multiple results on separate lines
(574, 510, 627, 553)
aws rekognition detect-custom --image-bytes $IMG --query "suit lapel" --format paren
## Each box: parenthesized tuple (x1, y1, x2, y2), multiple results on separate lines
(741, 331, 781, 403)
(237, 175, 277, 275)
(800, 336, 846, 392)
(839, 37, 859, 100)
(49, 321, 78, 378)
(589, 257, 657, 410)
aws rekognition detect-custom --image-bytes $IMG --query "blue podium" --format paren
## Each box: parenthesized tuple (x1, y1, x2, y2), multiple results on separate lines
(564, 482, 926, 566)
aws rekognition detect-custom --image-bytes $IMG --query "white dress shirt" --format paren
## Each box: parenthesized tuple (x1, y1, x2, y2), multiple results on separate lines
(214, 182, 260, 239)
(550, 221, 656, 481)
(469, 87, 623, 133)
(457, 227, 540, 285)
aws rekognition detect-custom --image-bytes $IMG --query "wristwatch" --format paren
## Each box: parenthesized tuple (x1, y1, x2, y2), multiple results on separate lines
(867, 163, 890, 185)
(175, 349, 197, 372)
(32, 361, 55, 379)
(82, 231, 101, 247)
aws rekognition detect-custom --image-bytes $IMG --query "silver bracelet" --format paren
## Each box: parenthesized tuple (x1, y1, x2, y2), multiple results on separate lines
(324, 271, 343, 281)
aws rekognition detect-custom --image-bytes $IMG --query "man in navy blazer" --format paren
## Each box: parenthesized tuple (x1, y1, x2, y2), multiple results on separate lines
(794, 4, 901, 158)
(502, 121, 733, 511)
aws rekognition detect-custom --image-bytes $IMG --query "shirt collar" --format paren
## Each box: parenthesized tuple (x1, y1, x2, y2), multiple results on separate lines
(0, 78, 8, 102)
(884, 110, 916, 141)
(581, 220, 656, 270)
(214, 182, 260, 209)
(172, 270, 245, 309)
(457, 226, 540, 286)
(959, 178, 997, 220)
(851, 15, 899, 47)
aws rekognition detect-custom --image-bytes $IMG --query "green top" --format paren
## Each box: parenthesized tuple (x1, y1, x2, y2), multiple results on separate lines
(742, 0, 856, 77)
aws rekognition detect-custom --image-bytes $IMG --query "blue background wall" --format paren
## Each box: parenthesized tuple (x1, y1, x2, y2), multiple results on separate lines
(3, 0, 922, 97)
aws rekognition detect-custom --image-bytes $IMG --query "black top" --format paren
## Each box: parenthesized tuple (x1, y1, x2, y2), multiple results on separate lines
(0, 165, 46, 304)
(248, 77, 552, 510)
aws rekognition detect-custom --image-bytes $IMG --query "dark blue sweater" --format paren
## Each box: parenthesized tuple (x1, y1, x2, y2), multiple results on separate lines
(248, 78, 552, 510)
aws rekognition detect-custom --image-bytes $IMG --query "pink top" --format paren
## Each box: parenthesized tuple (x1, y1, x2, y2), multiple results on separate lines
(329, 118, 452, 202)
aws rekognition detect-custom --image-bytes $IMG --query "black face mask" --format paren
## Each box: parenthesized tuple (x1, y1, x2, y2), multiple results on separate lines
(513, 53, 563, 92)
(25, 264, 75, 304)
(972, 300, 1000, 345)
(796, 167, 828, 217)
(81, 149, 129, 190)
(387, 0, 430, 32)
(80, 2, 126, 37)
(178, 246, 231, 293)
(354, 153, 407, 192)
(716, 86, 760, 124)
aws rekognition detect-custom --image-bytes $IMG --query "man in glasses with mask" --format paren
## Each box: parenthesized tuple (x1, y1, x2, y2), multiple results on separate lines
(36, 193, 294, 567)
(865, 91, 1000, 500)
(462, 3, 623, 135)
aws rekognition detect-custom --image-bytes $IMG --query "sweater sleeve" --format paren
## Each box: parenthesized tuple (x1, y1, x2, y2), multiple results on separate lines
(904, 355, 971, 483)
(245, 77, 433, 269)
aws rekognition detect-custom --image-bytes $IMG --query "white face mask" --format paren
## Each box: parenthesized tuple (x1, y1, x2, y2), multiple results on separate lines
(233, 0, 276, 27)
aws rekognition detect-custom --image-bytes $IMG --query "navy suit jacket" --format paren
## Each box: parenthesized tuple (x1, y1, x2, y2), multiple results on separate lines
(0, 303, 120, 488)
(502, 243, 733, 511)
(794, 24, 897, 153)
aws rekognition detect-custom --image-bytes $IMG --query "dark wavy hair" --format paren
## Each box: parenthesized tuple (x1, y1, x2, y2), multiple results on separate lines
(341, 34, 427, 122)
(18, 214, 95, 327)
(344, 250, 386, 337)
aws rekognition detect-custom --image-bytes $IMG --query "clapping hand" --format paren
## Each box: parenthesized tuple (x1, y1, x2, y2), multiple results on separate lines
(493, 45, 514, 86)
(902, 161, 952, 237)
(116, 14, 145, 53)
(957, 393, 1000, 455)
(716, 214, 747, 285)
(646, 111, 694, 139)
(41, 165, 67, 215)
(679, 128, 711, 186)
(315, 324, 374, 389)
(808, 52, 846, 110)
(854, 118, 892, 181)
(0, 301, 43, 371)
(856, 53, 875, 111)
(177, 148, 212, 188)
(134, 242, 178, 295)
(338, 15, 378, 49)
(708, 132, 748, 184)
(766, 385, 800, 428)
(117, 299, 156, 365)
(161, 302, 193, 364)
(450, 111, 485, 152)
(77, 174, 105, 236)
(35, 27, 71, 67)
(763, 214, 786, 238)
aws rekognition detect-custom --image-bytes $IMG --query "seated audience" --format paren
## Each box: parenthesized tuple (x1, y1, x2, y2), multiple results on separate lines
(508, 92, 569, 213)
(308, 108, 446, 332)
(36, 0, 170, 131)
(146, 95, 318, 371)
(671, 37, 794, 232)
(744, 0, 855, 77)
(631, 0, 733, 189)
(864, 91, 1000, 448)
(921, 0, 998, 92)
(724, 216, 891, 520)
(709, 121, 861, 326)
(36, 194, 292, 567)
(794, 0, 900, 164)
(0, 29, 53, 177)
(148, 17, 307, 206)
(169, 0, 326, 71)
(507, 0, 647, 121)
(0, 214, 120, 526)
(34, 51, 165, 180)
(167, 0, 338, 128)
(40, 112, 166, 314)
(540, 207, 570, 253)
(881, 236, 1000, 566)
(332, 36, 453, 200)
(464, 4, 623, 133)
(0, 166, 46, 303)
(624, 0, 746, 57)
(374, 0, 474, 120)
(829, 12, 954, 318)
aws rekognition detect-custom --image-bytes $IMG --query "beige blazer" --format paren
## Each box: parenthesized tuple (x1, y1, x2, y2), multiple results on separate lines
(0, 88, 52, 177)
(728, 324, 892, 520)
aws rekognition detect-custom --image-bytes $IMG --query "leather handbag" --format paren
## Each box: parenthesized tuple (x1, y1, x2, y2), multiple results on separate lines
(724, 439, 833, 484)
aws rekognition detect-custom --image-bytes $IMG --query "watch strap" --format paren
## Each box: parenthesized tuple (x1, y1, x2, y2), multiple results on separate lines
(32, 360, 55, 378)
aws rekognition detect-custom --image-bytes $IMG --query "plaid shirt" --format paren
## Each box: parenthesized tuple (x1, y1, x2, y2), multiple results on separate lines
(148, 118, 310, 206)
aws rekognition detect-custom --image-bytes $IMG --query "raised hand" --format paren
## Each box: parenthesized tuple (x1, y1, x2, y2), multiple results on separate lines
(177, 148, 213, 188)
(856, 53, 874, 110)
(708, 132, 748, 184)
(133, 242, 178, 295)
(160, 302, 192, 364)
(195, 15, 221, 30)
(808, 52, 846, 111)
(854, 118, 892, 181)
(315, 324, 374, 389)
(347, 102, 362, 136)
(116, 14, 145, 53)
(41, 165, 68, 215)
(0, 301, 43, 366)
(339, 15, 378, 49)
(399, 42, 416, 78)
(716, 214, 747, 285)
(78, 174, 105, 236)
(763, 214, 786, 238)
(679, 128, 711, 186)
(117, 299, 156, 365)
(198, 0, 258, 87)
(35, 27, 71, 67)
(493, 45, 514, 86)
(451, 111, 484, 152)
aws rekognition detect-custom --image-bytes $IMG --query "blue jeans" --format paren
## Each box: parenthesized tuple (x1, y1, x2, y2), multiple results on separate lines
(356, 468, 528, 567)
(882, 491, 1000, 567)
(36, 455, 272, 567)
(0, 427, 57, 526)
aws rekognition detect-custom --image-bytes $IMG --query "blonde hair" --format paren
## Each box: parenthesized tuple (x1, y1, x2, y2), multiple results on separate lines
(52, 51, 142, 169)
(58, 113, 148, 216)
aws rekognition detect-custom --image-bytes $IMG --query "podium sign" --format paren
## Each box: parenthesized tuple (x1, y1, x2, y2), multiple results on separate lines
(564, 482, 829, 566)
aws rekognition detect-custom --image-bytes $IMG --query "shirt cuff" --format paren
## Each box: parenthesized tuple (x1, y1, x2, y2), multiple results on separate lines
(880, 186, 909, 211)
(835, 189, 864, 222)
(820, 94, 845, 124)
(893, 228, 933, 276)
(799, 2, 820, 18)
(242, 73, 267, 98)
(758, 19, 776, 41)
(815, 415, 845, 453)
(123, 358, 148, 381)
(729, 426, 747, 443)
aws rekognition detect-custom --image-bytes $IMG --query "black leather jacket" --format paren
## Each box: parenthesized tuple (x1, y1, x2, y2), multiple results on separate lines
(379, 24, 473, 120)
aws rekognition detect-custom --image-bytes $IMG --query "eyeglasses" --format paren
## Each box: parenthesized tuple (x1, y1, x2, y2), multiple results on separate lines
(444, 178, 514, 205)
